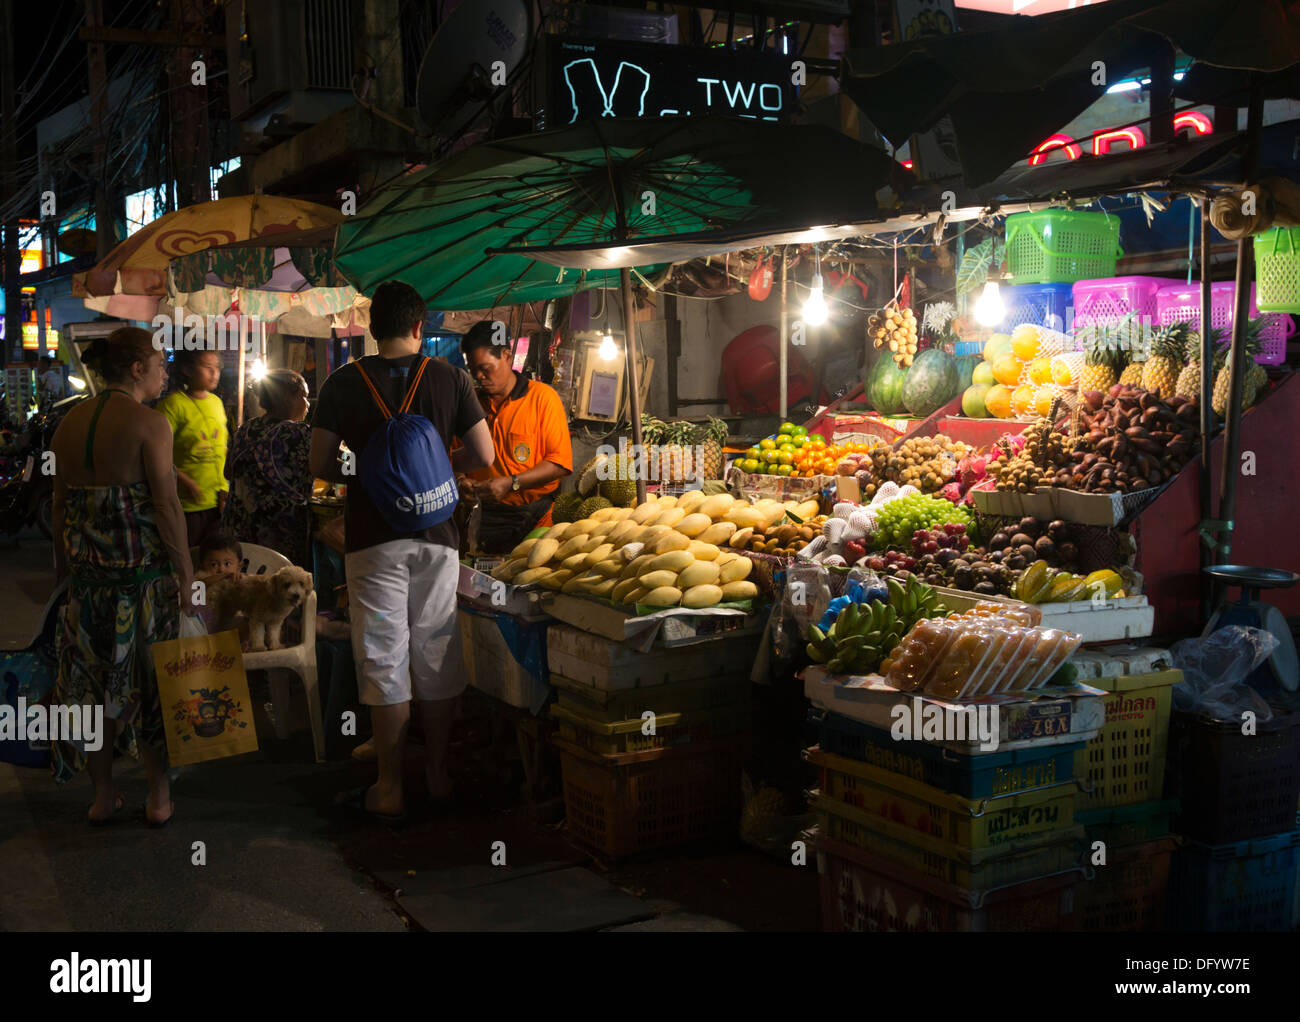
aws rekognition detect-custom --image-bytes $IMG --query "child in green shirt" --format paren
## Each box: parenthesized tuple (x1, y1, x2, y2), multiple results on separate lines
(157, 349, 228, 546)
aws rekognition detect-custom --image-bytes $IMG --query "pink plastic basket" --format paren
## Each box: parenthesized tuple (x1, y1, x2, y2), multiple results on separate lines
(1155, 282, 1295, 365)
(1072, 276, 1174, 331)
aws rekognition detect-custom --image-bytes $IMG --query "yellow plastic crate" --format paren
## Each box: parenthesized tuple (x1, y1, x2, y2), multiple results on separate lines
(812, 795, 1084, 890)
(550, 702, 751, 756)
(1074, 669, 1180, 811)
(807, 747, 1076, 851)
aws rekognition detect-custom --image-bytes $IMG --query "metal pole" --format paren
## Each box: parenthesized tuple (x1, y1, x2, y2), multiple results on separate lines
(620, 267, 645, 504)
(1198, 197, 1214, 622)
(779, 248, 788, 418)
(1215, 74, 1265, 570)
(236, 316, 245, 428)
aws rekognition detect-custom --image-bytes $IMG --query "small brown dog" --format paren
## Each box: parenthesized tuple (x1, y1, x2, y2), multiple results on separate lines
(207, 565, 314, 651)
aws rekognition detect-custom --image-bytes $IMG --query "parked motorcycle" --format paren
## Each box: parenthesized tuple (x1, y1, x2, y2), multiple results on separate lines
(0, 395, 81, 539)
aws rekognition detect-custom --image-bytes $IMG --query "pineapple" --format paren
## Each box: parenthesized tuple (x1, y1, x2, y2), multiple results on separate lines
(1119, 362, 1145, 386)
(1211, 319, 1265, 415)
(698, 416, 729, 479)
(1174, 359, 1203, 399)
(1080, 328, 1125, 393)
(1142, 322, 1193, 396)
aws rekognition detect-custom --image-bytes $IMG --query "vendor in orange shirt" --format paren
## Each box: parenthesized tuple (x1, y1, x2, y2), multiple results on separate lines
(459, 321, 572, 552)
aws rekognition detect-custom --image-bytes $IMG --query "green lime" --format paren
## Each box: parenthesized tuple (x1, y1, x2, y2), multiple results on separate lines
(779, 421, 795, 434)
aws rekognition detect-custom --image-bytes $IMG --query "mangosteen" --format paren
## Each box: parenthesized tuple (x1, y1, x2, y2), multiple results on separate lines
(1057, 541, 1079, 564)
(970, 561, 991, 573)
(1034, 536, 1057, 559)
(893, 570, 914, 583)
(953, 565, 974, 586)
(936, 548, 960, 566)
(973, 581, 998, 595)
(1018, 543, 1037, 561)
(1018, 517, 1041, 538)
(926, 573, 944, 585)
(1047, 519, 1069, 541)
(988, 549, 1005, 563)
(989, 531, 1011, 552)
(1010, 532, 1033, 549)
(1006, 554, 1027, 570)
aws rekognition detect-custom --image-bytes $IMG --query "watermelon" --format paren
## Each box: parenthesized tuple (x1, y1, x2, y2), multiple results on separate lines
(866, 355, 909, 416)
(954, 355, 978, 393)
(902, 349, 958, 417)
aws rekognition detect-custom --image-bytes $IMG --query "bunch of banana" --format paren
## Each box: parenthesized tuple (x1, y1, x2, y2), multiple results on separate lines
(1014, 560, 1124, 604)
(886, 575, 946, 632)
(805, 600, 904, 675)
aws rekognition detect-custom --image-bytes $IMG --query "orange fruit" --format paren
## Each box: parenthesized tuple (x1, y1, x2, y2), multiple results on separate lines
(1012, 385, 1037, 417)
(1051, 357, 1074, 386)
(992, 353, 1024, 386)
(1028, 357, 1054, 385)
(1011, 324, 1042, 360)
(984, 384, 1013, 418)
(1034, 386, 1057, 417)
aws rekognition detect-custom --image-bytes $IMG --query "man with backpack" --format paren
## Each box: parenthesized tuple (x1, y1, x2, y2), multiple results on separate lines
(310, 281, 495, 823)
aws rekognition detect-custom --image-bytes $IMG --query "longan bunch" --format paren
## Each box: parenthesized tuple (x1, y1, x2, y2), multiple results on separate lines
(870, 434, 970, 493)
(869, 302, 919, 367)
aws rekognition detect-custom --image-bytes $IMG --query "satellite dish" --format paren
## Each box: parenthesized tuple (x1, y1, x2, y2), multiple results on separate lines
(416, 0, 531, 135)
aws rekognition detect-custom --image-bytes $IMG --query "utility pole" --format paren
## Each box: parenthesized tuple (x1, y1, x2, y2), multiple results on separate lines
(2, 0, 23, 361)
(171, 0, 211, 207)
(84, 0, 112, 259)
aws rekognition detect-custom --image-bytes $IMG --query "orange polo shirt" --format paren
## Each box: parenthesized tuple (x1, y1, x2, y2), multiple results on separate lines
(469, 372, 573, 506)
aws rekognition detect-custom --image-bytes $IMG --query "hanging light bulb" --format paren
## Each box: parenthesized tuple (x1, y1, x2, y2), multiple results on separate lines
(802, 274, 828, 326)
(598, 333, 617, 361)
(250, 357, 268, 380)
(68, 375, 87, 391)
(973, 281, 1005, 328)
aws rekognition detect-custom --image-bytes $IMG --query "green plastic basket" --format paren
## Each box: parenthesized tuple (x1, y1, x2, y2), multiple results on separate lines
(1005, 210, 1121, 284)
(1253, 226, 1300, 313)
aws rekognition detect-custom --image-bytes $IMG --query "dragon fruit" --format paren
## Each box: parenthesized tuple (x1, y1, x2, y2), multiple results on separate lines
(958, 455, 988, 490)
(940, 481, 964, 504)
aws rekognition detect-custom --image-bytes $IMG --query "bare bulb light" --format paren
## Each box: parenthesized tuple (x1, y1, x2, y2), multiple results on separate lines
(802, 275, 828, 326)
(250, 358, 268, 381)
(68, 375, 86, 391)
(974, 281, 1005, 328)
(599, 334, 617, 361)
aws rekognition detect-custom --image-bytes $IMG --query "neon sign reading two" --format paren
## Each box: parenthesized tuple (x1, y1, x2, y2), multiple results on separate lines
(1028, 111, 1214, 166)
(560, 58, 785, 123)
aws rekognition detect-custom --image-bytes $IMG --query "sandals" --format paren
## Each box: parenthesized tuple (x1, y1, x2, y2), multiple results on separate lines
(144, 800, 175, 829)
(335, 786, 407, 826)
(88, 792, 126, 827)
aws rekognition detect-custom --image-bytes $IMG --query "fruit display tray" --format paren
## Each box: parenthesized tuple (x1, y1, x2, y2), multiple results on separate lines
(539, 592, 762, 651)
(457, 563, 552, 621)
(802, 667, 1105, 753)
(933, 586, 1154, 643)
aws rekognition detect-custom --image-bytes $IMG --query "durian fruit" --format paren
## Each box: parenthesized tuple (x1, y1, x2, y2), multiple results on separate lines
(577, 495, 613, 519)
(598, 452, 639, 508)
(551, 492, 583, 523)
(575, 453, 609, 497)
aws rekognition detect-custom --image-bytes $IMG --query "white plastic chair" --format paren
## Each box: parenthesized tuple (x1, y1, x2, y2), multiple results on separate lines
(192, 543, 323, 762)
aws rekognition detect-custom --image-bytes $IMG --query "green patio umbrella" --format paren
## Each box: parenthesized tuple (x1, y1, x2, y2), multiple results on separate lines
(334, 116, 899, 500)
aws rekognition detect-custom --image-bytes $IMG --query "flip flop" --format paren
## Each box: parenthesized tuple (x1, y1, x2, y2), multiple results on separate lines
(335, 786, 407, 826)
(88, 792, 126, 827)
(143, 801, 175, 829)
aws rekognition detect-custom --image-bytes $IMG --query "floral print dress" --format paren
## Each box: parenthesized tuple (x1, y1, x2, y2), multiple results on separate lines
(221, 415, 313, 567)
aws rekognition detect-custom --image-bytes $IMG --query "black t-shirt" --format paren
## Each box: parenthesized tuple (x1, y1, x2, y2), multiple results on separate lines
(313, 354, 484, 553)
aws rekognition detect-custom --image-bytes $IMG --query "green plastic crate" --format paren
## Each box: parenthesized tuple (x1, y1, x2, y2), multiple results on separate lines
(1254, 226, 1300, 313)
(1005, 209, 1121, 284)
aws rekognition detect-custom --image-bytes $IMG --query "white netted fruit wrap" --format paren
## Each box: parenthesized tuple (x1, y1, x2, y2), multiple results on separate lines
(848, 508, 877, 537)
(803, 535, 828, 557)
(822, 517, 848, 544)
(832, 501, 857, 520)
(872, 481, 900, 504)
(823, 554, 846, 567)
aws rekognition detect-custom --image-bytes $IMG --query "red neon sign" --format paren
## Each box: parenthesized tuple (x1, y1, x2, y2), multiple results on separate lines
(1029, 113, 1213, 166)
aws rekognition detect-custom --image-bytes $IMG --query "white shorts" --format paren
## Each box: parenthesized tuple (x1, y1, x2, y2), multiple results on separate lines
(345, 539, 466, 705)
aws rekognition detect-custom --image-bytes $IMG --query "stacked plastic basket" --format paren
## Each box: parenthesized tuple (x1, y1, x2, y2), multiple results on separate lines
(1155, 281, 1294, 365)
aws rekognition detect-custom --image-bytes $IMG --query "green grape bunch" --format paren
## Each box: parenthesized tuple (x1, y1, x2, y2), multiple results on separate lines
(873, 493, 978, 550)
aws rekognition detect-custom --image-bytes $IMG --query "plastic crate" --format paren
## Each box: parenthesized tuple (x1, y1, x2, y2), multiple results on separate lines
(1168, 829, 1300, 932)
(814, 831, 1079, 931)
(954, 340, 984, 357)
(550, 700, 751, 755)
(550, 672, 751, 724)
(1074, 670, 1178, 811)
(1155, 281, 1294, 365)
(1166, 709, 1300, 844)
(1005, 210, 1121, 284)
(1076, 836, 1175, 932)
(555, 734, 747, 859)
(458, 608, 550, 711)
(1253, 226, 1300, 314)
(1077, 799, 1179, 848)
(1001, 282, 1075, 332)
(810, 710, 1084, 799)
(1071, 276, 1172, 330)
(811, 794, 1083, 889)
(808, 747, 1077, 851)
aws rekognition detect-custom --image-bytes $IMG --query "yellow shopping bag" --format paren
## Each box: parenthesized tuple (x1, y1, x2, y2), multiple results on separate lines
(153, 627, 259, 766)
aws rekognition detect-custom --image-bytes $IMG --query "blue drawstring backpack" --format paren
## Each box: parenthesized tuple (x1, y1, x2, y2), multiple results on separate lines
(355, 356, 458, 532)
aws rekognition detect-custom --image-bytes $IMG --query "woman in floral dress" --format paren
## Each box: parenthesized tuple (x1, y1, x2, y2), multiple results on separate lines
(221, 369, 313, 567)
(49, 328, 194, 826)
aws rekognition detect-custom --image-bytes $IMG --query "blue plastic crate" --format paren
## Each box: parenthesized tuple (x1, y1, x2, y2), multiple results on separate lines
(809, 710, 1085, 800)
(1000, 282, 1075, 333)
(1168, 829, 1300, 932)
(954, 340, 984, 357)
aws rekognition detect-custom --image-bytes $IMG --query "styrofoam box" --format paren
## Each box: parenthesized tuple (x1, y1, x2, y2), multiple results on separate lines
(1034, 597, 1155, 643)
(458, 609, 550, 711)
(1068, 646, 1174, 680)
